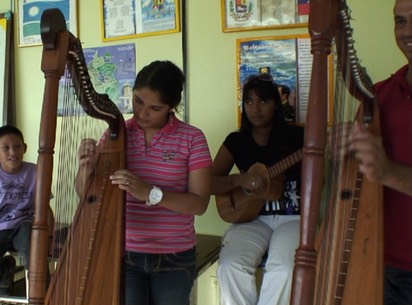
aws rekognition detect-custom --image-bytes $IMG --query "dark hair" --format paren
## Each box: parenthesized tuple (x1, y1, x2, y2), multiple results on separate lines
(240, 75, 288, 144)
(0, 125, 25, 143)
(279, 84, 291, 96)
(133, 60, 185, 110)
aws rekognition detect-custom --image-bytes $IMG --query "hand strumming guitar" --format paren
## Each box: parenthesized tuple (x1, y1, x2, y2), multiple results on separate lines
(231, 171, 269, 196)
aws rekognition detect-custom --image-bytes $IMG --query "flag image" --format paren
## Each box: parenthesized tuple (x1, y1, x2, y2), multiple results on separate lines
(298, 0, 310, 16)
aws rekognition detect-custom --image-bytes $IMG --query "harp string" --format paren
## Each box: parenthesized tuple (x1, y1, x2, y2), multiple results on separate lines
(315, 46, 354, 305)
(312, 2, 382, 305)
(31, 9, 125, 305)
(291, 0, 382, 304)
(50, 68, 114, 304)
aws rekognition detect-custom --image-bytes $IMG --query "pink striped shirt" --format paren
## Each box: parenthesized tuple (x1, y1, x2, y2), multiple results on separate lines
(123, 113, 211, 253)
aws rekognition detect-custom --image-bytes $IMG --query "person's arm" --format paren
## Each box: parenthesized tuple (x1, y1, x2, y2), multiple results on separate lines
(109, 166, 211, 216)
(211, 144, 267, 195)
(350, 122, 412, 196)
(157, 167, 211, 215)
(211, 145, 237, 195)
(380, 161, 412, 196)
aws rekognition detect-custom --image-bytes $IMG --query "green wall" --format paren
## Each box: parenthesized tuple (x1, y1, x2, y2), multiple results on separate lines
(0, 0, 405, 237)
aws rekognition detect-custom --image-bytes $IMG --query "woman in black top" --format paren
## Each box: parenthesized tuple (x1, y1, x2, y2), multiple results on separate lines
(212, 73, 304, 305)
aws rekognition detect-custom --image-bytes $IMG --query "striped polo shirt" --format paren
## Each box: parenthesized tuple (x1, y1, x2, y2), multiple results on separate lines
(123, 113, 212, 253)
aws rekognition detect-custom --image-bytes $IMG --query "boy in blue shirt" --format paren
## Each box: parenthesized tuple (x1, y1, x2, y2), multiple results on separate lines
(0, 125, 38, 295)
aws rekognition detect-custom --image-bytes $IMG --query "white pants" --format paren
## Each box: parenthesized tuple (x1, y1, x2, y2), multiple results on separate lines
(217, 215, 300, 305)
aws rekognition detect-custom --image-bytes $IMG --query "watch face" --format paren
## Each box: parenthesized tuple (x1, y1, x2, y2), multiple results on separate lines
(150, 187, 163, 204)
(152, 190, 161, 200)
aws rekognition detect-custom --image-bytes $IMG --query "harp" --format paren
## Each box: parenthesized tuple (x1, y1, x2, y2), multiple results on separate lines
(29, 8, 126, 305)
(291, 1, 384, 305)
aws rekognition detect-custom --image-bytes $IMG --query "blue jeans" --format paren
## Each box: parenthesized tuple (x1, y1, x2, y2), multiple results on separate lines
(125, 247, 196, 305)
(385, 266, 412, 305)
(0, 221, 32, 269)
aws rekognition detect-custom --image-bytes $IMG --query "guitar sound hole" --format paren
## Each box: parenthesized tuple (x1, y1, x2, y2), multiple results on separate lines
(340, 189, 353, 200)
(87, 195, 98, 204)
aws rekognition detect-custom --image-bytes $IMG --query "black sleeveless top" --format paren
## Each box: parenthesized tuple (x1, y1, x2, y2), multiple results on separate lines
(223, 125, 304, 215)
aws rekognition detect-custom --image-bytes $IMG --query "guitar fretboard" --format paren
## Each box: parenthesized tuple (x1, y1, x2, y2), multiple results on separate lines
(267, 149, 303, 178)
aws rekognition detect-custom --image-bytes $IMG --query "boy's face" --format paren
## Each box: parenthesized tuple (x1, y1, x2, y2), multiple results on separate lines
(0, 134, 27, 174)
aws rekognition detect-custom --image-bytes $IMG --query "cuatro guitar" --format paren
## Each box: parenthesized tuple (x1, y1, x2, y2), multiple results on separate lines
(216, 149, 303, 223)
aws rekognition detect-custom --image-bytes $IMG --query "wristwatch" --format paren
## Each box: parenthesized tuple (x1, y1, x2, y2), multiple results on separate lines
(146, 186, 163, 206)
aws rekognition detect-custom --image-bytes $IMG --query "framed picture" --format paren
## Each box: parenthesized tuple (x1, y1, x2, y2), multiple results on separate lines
(16, 0, 78, 47)
(222, 0, 309, 32)
(58, 43, 136, 117)
(236, 34, 334, 125)
(101, 0, 181, 41)
(0, 11, 13, 124)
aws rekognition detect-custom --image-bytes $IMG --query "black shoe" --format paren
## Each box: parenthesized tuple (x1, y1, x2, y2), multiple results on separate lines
(0, 255, 16, 295)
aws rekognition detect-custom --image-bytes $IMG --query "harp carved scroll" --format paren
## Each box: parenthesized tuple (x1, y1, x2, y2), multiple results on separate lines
(291, 1, 383, 305)
(29, 8, 126, 305)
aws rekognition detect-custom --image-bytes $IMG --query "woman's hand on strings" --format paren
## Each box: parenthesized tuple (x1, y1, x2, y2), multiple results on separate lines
(110, 170, 152, 201)
(75, 138, 98, 197)
(349, 121, 388, 183)
(78, 138, 98, 167)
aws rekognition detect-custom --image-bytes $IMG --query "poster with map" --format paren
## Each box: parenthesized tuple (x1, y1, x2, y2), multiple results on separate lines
(57, 43, 136, 116)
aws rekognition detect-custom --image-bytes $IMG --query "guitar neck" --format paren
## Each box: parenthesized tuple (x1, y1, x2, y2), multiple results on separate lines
(267, 149, 303, 178)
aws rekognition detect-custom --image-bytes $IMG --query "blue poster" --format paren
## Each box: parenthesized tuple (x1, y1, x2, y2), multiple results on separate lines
(58, 43, 136, 116)
(18, 0, 76, 46)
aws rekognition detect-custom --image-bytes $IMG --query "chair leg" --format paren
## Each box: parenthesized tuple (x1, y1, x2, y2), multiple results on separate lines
(24, 270, 29, 300)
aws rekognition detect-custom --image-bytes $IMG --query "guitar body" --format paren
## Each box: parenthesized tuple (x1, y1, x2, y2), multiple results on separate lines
(216, 150, 303, 223)
(216, 188, 266, 224)
(216, 175, 285, 223)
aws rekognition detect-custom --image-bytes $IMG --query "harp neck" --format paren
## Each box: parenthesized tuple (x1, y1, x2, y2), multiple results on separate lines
(40, 8, 123, 139)
(335, 1, 376, 123)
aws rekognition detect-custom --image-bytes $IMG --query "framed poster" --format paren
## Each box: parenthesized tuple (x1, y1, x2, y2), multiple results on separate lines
(0, 11, 13, 125)
(58, 43, 136, 116)
(236, 34, 334, 125)
(16, 0, 78, 47)
(222, 0, 309, 32)
(101, 0, 181, 41)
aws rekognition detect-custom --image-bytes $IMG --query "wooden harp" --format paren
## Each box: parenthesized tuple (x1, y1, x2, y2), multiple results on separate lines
(291, 0, 384, 305)
(29, 8, 126, 305)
